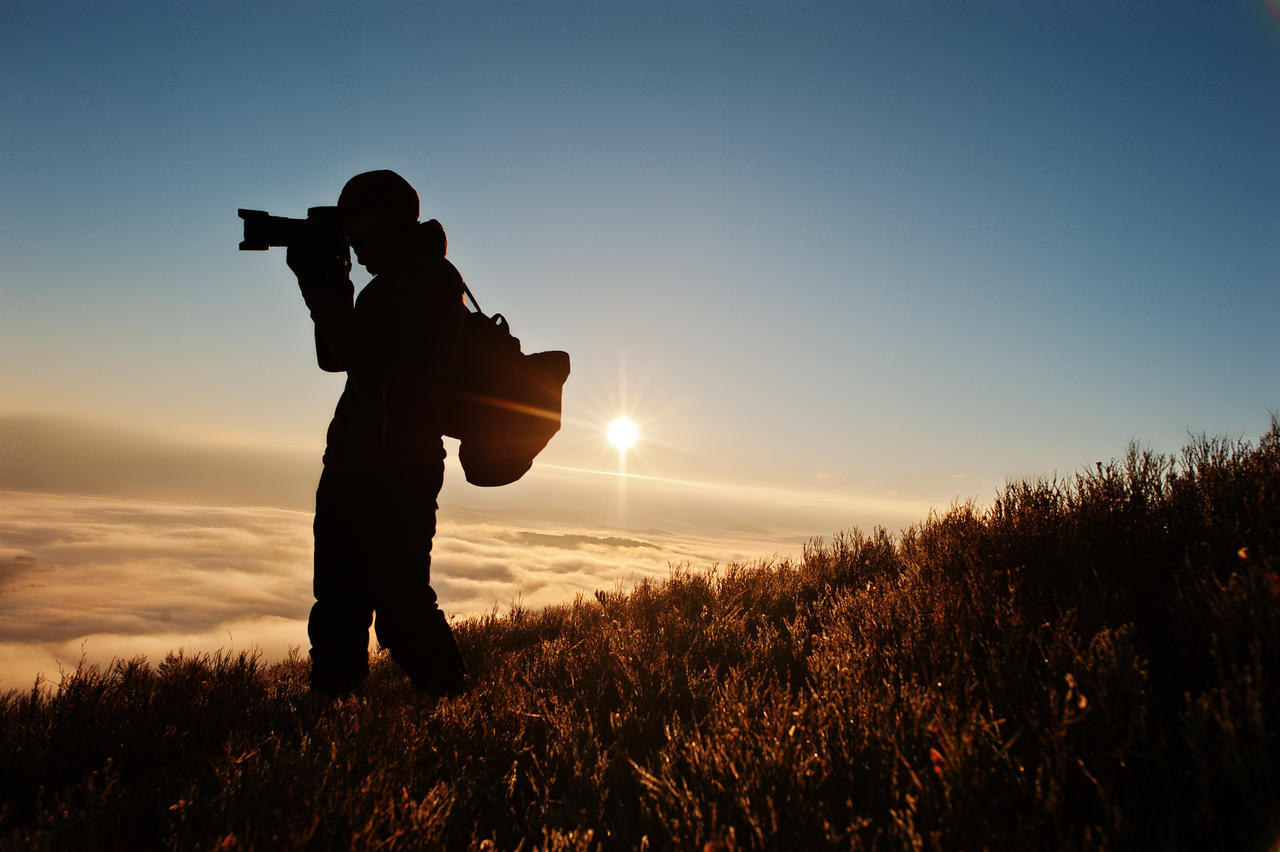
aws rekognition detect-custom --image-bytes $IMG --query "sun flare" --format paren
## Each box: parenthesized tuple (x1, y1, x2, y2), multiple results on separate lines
(606, 416, 640, 452)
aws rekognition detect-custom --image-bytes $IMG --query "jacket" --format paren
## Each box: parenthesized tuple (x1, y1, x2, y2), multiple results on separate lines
(302, 248, 467, 470)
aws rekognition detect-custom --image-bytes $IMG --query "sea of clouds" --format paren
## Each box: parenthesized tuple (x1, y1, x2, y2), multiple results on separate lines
(0, 489, 793, 689)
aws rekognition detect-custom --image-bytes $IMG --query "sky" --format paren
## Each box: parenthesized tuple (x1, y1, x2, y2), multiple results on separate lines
(1, 1, 1278, 687)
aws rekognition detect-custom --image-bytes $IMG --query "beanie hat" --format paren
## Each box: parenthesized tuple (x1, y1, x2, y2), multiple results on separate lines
(337, 170, 419, 223)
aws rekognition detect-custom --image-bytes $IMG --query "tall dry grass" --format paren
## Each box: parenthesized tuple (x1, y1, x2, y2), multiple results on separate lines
(2, 421, 1277, 849)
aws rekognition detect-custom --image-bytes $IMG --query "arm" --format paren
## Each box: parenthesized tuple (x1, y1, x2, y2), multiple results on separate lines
(304, 277, 356, 372)
(288, 244, 356, 372)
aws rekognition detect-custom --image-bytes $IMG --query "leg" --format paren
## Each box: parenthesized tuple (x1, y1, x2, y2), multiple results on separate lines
(308, 467, 375, 696)
(371, 463, 467, 694)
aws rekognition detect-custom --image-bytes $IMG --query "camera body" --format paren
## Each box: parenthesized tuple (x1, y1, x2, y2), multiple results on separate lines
(238, 206, 346, 254)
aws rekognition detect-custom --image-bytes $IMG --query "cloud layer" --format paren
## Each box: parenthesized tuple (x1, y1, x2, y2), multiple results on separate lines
(0, 490, 782, 690)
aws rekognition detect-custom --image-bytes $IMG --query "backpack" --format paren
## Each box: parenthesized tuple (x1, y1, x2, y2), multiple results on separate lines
(442, 282, 571, 486)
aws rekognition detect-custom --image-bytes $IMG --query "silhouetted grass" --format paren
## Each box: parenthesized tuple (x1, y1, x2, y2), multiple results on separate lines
(3, 421, 1278, 850)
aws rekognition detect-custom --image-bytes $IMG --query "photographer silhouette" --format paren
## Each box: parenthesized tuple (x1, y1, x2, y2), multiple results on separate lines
(288, 170, 467, 698)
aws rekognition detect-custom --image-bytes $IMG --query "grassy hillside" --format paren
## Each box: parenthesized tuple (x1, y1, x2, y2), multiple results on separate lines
(3, 424, 1278, 850)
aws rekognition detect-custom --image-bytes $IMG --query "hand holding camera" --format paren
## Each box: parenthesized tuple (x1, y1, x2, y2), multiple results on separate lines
(285, 237, 351, 284)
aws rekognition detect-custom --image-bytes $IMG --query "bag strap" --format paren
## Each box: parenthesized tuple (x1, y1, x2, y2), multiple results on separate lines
(461, 280, 484, 316)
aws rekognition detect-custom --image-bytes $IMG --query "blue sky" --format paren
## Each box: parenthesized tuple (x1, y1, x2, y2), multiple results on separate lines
(2, 0, 1278, 508)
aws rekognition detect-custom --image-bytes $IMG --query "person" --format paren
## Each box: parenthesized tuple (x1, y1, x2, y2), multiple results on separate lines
(286, 169, 469, 698)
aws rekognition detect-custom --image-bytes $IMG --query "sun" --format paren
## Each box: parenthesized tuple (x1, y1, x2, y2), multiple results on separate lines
(606, 416, 640, 452)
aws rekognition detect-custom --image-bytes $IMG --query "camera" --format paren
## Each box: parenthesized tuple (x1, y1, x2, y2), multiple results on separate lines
(237, 206, 345, 252)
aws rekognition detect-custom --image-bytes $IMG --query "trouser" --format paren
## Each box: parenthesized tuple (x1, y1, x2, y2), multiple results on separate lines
(307, 461, 465, 694)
